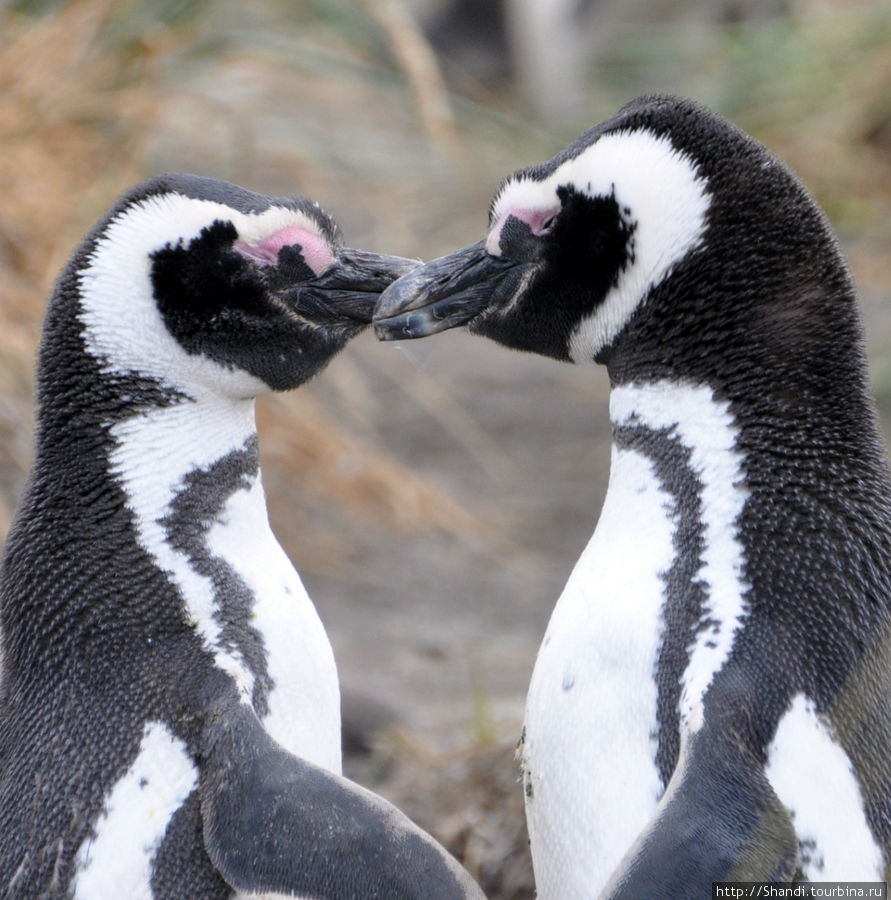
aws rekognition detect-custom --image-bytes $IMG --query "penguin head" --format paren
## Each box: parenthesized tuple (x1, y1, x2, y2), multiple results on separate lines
(70, 174, 415, 399)
(375, 95, 850, 384)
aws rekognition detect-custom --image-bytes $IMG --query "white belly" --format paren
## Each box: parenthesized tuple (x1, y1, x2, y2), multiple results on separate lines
(522, 444, 673, 898)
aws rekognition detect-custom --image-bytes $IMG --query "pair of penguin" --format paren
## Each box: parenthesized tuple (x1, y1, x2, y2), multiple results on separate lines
(1, 95, 888, 896)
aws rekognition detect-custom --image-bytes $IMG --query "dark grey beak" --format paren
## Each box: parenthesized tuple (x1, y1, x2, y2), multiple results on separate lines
(304, 247, 419, 324)
(275, 246, 417, 328)
(373, 240, 516, 340)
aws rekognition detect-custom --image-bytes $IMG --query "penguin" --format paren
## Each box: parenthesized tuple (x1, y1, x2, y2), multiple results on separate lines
(374, 95, 891, 894)
(0, 173, 484, 899)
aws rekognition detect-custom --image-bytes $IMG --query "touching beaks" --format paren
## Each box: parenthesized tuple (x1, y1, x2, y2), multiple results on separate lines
(373, 240, 520, 340)
(280, 247, 419, 325)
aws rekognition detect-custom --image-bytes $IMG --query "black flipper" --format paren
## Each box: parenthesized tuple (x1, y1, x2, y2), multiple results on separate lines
(604, 725, 799, 897)
(199, 700, 483, 899)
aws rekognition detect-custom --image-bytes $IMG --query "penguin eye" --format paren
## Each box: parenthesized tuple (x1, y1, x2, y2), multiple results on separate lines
(540, 215, 557, 233)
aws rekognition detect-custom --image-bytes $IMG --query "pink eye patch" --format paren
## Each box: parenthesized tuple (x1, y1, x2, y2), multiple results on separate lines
(486, 206, 560, 256)
(234, 225, 334, 276)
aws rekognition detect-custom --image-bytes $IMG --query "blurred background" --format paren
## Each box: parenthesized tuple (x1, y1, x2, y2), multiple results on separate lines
(1, 0, 889, 894)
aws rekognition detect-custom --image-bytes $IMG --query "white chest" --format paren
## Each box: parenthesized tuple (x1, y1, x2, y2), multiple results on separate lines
(207, 477, 341, 772)
(522, 443, 672, 897)
(522, 380, 750, 897)
(109, 399, 341, 774)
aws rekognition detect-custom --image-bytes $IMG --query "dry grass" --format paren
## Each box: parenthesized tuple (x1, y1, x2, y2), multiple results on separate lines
(0, 0, 158, 317)
(257, 391, 496, 571)
(726, 3, 891, 234)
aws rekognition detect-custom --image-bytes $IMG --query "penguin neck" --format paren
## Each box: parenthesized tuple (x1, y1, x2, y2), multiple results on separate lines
(32, 286, 267, 521)
(599, 376, 891, 750)
(105, 389, 263, 557)
(606, 379, 749, 730)
(32, 370, 263, 520)
(604, 374, 891, 527)
(24, 374, 269, 575)
(603, 298, 890, 486)
(103, 391, 280, 710)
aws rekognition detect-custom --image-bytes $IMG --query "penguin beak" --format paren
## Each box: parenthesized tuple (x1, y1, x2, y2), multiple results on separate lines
(283, 248, 420, 325)
(373, 240, 520, 340)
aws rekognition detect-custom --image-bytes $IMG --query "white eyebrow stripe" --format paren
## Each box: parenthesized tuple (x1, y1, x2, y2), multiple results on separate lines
(565, 130, 710, 361)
